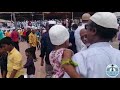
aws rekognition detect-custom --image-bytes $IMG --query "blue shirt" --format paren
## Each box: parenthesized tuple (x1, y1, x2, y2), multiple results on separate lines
(40, 32, 54, 65)
(68, 30, 77, 54)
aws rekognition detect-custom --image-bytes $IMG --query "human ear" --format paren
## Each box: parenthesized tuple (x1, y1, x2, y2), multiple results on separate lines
(91, 28, 97, 35)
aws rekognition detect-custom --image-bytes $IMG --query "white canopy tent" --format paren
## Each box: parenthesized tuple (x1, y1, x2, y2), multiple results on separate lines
(0, 19, 12, 23)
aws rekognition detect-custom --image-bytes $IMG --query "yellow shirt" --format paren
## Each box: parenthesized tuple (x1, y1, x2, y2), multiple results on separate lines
(20, 31, 23, 35)
(7, 48, 25, 78)
(29, 32, 38, 47)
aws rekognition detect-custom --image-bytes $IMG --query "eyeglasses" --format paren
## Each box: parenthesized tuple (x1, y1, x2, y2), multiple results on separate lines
(85, 24, 92, 31)
(85, 24, 88, 30)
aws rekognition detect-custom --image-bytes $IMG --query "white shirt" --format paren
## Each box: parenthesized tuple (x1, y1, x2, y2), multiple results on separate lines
(74, 23, 86, 52)
(63, 42, 120, 78)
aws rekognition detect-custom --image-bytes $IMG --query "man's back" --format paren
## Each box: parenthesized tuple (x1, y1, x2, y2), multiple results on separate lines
(72, 42, 120, 78)
(40, 32, 54, 64)
(29, 32, 38, 47)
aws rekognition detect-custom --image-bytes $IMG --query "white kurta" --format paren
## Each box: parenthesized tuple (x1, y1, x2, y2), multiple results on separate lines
(74, 23, 87, 52)
(63, 42, 120, 78)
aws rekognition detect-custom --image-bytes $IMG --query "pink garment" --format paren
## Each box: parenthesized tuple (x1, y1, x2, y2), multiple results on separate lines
(49, 48, 65, 78)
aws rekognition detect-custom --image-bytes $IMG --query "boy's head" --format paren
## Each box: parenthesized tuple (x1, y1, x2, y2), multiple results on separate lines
(25, 48, 33, 57)
(49, 25, 70, 48)
(0, 37, 14, 52)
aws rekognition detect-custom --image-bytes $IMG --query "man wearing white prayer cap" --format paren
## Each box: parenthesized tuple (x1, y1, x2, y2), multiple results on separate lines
(40, 20, 56, 78)
(63, 12, 120, 78)
(74, 13, 91, 52)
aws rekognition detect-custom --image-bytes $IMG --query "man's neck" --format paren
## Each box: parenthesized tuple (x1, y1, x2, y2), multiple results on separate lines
(91, 39, 109, 45)
(90, 36, 109, 45)
(54, 44, 66, 50)
(9, 47, 14, 52)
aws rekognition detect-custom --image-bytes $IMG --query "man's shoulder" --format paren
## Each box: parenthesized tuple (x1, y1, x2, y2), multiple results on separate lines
(29, 32, 33, 36)
(42, 32, 49, 37)
(73, 51, 83, 58)
(73, 47, 98, 58)
(81, 46, 120, 57)
(12, 49, 22, 57)
(110, 47, 120, 55)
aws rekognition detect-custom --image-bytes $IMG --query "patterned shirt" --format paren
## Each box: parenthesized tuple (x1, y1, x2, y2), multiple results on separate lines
(49, 48, 65, 78)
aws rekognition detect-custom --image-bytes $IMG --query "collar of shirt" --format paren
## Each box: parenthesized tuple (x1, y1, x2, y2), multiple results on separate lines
(89, 42, 113, 49)
(82, 23, 87, 25)
(30, 32, 36, 36)
(8, 47, 16, 55)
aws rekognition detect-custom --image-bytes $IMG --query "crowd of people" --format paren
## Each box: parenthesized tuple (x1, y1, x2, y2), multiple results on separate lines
(0, 12, 120, 78)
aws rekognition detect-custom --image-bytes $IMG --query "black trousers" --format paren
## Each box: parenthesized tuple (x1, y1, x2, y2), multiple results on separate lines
(13, 41, 19, 51)
(30, 46, 36, 59)
(119, 43, 120, 50)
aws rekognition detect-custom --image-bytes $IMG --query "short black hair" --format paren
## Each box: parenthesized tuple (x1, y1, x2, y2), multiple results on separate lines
(88, 21, 118, 40)
(0, 37, 14, 46)
(25, 48, 33, 54)
(72, 24, 78, 30)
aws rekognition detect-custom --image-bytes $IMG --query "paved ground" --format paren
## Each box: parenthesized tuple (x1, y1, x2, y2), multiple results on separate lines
(0, 40, 119, 78)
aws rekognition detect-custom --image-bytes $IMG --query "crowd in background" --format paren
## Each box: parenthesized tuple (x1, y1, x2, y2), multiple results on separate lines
(0, 12, 120, 78)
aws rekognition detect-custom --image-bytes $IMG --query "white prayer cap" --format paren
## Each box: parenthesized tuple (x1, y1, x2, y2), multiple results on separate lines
(49, 25, 69, 45)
